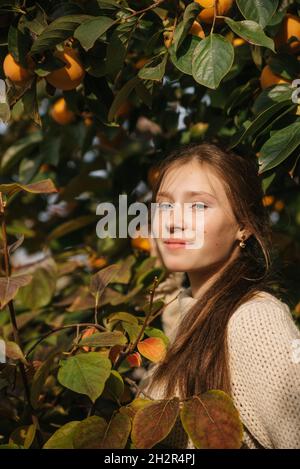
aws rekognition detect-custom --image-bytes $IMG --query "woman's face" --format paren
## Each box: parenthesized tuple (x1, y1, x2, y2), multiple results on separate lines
(151, 160, 242, 273)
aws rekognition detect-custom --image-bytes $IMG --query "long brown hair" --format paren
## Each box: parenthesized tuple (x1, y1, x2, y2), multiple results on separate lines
(143, 142, 286, 400)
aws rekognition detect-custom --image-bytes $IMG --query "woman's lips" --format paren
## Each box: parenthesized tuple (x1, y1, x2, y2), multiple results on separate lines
(163, 239, 192, 249)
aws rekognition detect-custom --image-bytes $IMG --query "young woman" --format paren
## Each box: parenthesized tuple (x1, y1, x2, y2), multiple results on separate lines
(139, 142, 300, 449)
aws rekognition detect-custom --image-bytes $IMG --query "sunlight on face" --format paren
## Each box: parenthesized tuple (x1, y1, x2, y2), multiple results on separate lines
(151, 160, 240, 273)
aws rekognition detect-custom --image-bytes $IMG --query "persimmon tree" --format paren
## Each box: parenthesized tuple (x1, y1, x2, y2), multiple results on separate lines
(0, 0, 299, 449)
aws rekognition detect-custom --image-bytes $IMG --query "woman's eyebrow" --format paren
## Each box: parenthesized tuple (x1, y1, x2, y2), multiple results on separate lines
(185, 190, 217, 199)
(156, 190, 217, 199)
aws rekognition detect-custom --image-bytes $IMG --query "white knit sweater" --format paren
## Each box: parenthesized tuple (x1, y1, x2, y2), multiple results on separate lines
(139, 288, 300, 449)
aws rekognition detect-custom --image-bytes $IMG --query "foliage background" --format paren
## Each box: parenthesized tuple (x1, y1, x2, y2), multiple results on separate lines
(0, 0, 299, 449)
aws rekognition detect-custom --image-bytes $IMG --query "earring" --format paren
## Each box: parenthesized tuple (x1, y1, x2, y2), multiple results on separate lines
(239, 234, 247, 248)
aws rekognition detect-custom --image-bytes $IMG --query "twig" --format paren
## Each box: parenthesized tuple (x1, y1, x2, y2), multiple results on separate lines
(112, 276, 160, 370)
(94, 292, 99, 325)
(24, 322, 106, 359)
(124, 0, 166, 20)
(0, 192, 43, 447)
(210, 0, 217, 35)
(128, 276, 159, 352)
(148, 291, 180, 322)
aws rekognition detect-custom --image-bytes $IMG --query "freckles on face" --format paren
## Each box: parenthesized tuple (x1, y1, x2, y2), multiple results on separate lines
(203, 210, 237, 258)
(152, 161, 239, 272)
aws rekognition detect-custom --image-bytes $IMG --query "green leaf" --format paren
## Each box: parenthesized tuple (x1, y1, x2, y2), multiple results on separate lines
(16, 268, 55, 309)
(229, 99, 292, 149)
(138, 53, 168, 82)
(258, 122, 300, 174)
(135, 80, 153, 108)
(120, 397, 153, 420)
(252, 104, 296, 145)
(43, 421, 80, 449)
(31, 349, 62, 409)
(20, 6, 48, 36)
(142, 300, 165, 317)
(99, 285, 145, 307)
(0, 275, 33, 309)
(169, 34, 201, 76)
(17, 154, 45, 186)
(9, 425, 36, 449)
(106, 312, 139, 326)
(105, 31, 126, 78)
(132, 398, 180, 448)
(1, 339, 27, 365)
(252, 84, 294, 115)
(132, 256, 157, 284)
(0, 102, 10, 123)
(192, 34, 234, 89)
(0, 178, 57, 196)
(78, 331, 128, 347)
(261, 172, 277, 193)
(90, 264, 122, 307)
(57, 352, 112, 403)
(152, 7, 169, 21)
(102, 370, 124, 402)
(180, 390, 243, 448)
(225, 79, 257, 115)
(39, 135, 61, 166)
(72, 413, 131, 448)
(21, 79, 41, 126)
(0, 132, 42, 174)
(15, 258, 57, 309)
(252, 98, 288, 129)
(268, 54, 300, 81)
(31, 15, 92, 54)
(137, 267, 165, 287)
(98, 0, 125, 9)
(46, 214, 98, 242)
(122, 322, 141, 343)
(225, 18, 275, 51)
(236, 0, 278, 28)
(74, 16, 115, 51)
(8, 25, 32, 66)
(173, 2, 201, 53)
(113, 255, 136, 284)
(108, 76, 140, 121)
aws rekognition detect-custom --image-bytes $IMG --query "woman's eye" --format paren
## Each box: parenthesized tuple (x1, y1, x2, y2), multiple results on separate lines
(191, 202, 208, 210)
(158, 202, 173, 210)
(157, 202, 208, 210)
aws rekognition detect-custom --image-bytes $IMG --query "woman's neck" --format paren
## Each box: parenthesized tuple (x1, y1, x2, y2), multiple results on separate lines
(187, 262, 231, 299)
(188, 271, 218, 299)
(187, 245, 240, 299)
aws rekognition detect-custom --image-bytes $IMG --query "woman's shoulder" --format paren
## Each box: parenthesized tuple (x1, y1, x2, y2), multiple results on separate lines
(237, 289, 290, 308)
(227, 289, 300, 349)
(229, 290, 291, 323)
(227, 291, 300, 449)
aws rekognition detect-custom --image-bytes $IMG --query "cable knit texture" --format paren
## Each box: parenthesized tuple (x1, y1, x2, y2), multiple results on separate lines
(139, 288, 300, 449)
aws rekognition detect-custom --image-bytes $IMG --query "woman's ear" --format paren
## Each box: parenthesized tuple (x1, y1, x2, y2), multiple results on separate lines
(237, 225, 252, 241)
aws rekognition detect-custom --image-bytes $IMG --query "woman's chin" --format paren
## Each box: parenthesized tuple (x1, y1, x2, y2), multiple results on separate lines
(162, 260, 191, 272)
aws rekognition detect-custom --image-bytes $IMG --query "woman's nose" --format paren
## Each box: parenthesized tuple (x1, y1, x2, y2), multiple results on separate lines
(166, 207, 185, 234)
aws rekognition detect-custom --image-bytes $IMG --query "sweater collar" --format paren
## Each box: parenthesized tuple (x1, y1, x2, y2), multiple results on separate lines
(177, 286, 198, 316)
